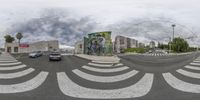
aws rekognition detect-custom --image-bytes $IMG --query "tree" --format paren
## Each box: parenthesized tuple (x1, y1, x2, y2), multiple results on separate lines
(16, 32, 23, 44)
(170, 37, 189, 53)
(4, 35, 15, 43)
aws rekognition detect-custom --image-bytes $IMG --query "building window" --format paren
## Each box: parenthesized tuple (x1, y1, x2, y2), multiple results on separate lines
(80, 44, 82, 48)
(7, 47, 11, 53)
(14, 47, 18, 53)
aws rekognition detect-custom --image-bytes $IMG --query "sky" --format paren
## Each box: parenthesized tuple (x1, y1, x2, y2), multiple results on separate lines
(0, 0, 200, 48)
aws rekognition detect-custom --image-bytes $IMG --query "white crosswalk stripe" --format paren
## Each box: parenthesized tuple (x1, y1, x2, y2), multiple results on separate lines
(88, 62, 113, 67)
(185, 65, 200, 70)
(176, 69, 200, 79)
(82, 65, 129, 73)
(190, 62, 200, 66)
(0, 71, 48, 93)
(72, 69, 138, 83)
(0, 68, 35, 79)
(0, 53, 49, 93)
(0, 64, 27, 70)
(0, 62, 22, 66)
(57, 72, 154, 99)
(163, 72, 200, 93)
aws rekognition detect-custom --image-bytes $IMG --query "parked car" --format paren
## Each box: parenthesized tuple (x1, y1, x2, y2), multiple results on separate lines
(29, 51, 43, 58)
(49, 52, 62, 61)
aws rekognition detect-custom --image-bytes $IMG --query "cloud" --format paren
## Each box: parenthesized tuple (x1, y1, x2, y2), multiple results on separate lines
(106, 17, 199, 46)
(6, 8, 98, 46)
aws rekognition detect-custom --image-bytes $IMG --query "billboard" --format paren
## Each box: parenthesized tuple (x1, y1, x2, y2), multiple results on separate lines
(84, 31, 113, 55)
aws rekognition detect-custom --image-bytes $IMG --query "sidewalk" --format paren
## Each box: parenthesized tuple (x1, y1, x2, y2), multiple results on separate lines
(75, 54, 120, 62)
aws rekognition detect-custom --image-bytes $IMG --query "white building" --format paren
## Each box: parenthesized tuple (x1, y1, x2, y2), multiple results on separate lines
(74, 40, 84, 54)
(5, 40, 59, 53)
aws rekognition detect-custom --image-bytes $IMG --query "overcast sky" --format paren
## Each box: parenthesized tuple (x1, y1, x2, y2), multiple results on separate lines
(0, 0, 200, 48)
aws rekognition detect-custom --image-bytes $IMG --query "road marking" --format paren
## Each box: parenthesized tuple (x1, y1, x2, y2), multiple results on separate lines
(0, 71, 48, 93)
(72, 69, 138, 83)
(193, 60, 200, 63)
(190, 62, 200, 66)
(0, 64, 27, 70)
(0, 62, 21, 66)
(114, 63, 124, 66)
(82, 65, 129, 73)
(185, 65, 200, 70)
(88, 63, 113, 67)
(163, 72, 200, 93)
(57, 72, 153, 99)
(0, 60, 18, 63)
(0, 68, 35, 79)
(92, 61, 119, 64)
(177, 69, 200, 79)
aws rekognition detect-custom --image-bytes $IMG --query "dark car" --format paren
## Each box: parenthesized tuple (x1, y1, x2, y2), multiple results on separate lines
(49, 52, 62, 61)
(29, 51, 43, 58)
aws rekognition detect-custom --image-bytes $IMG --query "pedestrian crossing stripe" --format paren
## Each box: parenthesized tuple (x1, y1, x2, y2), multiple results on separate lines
(72, 69, 138, 83)
(0, 64, 27, 70)
(176, 69, 200, 79)
(0, 62, 22, 66)
(88, 63, 113, 67)
(163, 72, 200, 93)
(57, 72, 154, 99)
(82, 65, 129, 73)
(0, 71, 48, 93)
(0, 68, 35, 79)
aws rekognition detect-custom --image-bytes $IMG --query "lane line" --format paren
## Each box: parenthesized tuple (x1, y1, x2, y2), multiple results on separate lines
(88, 63, 113, 67)
(0, 64, 27, 70)
(72, 69, 138, 83)
(92, 61, 119, 64)
(57, 72, 153, 99)
(185, 65, 200, 70)
(82, 65, 129, 73)
(0, 71, 48, 93)
(177, 69, 200, 79)
(0, 62, 22, 66)
(190, 62, 200, 66)
(163, 72, 200, 93)
(0, 68, 35, 79)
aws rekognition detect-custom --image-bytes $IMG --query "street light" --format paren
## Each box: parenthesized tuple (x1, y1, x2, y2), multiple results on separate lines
(172, 24, 176, 41)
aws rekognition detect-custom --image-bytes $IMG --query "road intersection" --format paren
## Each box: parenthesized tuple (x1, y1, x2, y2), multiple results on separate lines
(0, 52, 200, 100)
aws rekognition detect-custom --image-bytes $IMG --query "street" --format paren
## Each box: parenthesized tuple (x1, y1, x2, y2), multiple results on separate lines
(0, 52, 200, 100)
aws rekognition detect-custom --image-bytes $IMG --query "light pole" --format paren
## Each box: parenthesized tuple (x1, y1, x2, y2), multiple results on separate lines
(172, 24, 176, 41)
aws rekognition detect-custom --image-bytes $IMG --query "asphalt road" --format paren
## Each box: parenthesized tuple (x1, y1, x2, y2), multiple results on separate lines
(0, 52, 200, 100)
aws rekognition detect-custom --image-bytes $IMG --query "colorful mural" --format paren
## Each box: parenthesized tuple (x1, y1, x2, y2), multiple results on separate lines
(84, 31, 113, 55)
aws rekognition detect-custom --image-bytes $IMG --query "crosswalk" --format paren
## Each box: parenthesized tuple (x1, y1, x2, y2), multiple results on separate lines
(57, 60, 154, 99)
(143, 53, 169, 56)
(0, 53, 48, 93)
(163, 56, 200, 93)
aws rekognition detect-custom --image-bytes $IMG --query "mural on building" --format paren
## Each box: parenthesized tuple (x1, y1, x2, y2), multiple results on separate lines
(84, 31, 113, 55)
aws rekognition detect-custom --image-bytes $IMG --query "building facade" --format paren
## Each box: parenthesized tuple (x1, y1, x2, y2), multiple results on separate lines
(5, 40, 59, 53)
(74, 40, 84, 54)
(114, 35, 138, 53)
(149, 41, 156, 48)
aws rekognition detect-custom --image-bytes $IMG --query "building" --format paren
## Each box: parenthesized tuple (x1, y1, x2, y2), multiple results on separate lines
(5, 40, 59, 53)
(149, 41, 156, 48)
(74, 40, 84, 54)
(75, 31, 113, 56)
(114, 35, 138, 53)
(138, 42, 145, 48)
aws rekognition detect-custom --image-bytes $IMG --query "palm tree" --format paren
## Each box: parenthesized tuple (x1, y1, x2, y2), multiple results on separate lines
(16, 32, 23, 45)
